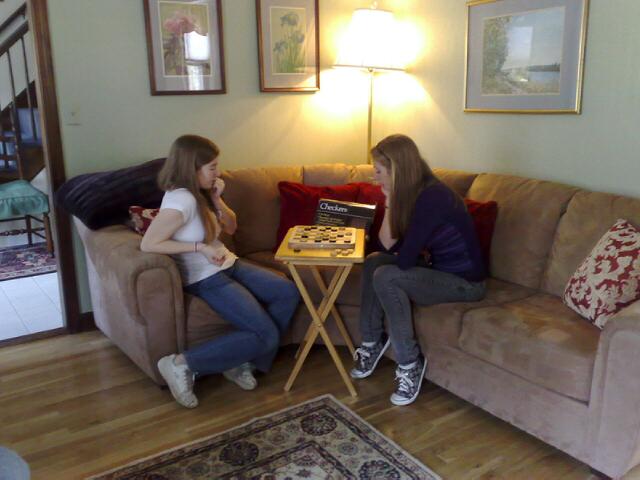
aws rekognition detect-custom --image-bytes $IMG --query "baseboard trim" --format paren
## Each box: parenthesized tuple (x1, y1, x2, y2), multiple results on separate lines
(0, 327, 67, 348)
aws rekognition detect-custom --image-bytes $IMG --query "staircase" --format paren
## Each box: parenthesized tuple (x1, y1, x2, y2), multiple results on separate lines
(0, 2, 44, 184)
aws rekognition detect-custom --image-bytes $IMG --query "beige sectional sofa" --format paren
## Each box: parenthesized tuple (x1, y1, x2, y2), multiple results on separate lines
(74, 163, 640, 478)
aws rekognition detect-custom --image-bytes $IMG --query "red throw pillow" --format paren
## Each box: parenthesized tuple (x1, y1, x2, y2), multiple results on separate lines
(563, 219, 640, 329)
(128, 206, 159, 235)
(464, 198, 498, 271)
(275, 182, 361, 249)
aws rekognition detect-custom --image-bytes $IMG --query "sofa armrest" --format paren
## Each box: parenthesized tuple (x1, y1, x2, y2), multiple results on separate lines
(588, 300, 640, 477)
(75, 218, 186, 383)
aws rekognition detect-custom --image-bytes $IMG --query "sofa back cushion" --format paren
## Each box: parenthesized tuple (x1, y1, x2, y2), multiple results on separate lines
(222, 163, 478, 256)
(433, 168, 477, 197)
(467, 173, 578, 289)
(542, 190, 640, 297)
(221, 166, 302, 255)
(303, 163, 361, 185)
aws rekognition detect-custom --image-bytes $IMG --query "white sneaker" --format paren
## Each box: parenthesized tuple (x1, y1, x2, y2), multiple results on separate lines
(223, 362, 258, 391)
(157, 354, 198, 408)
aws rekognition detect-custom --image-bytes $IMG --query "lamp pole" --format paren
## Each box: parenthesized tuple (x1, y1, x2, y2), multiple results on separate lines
(367, 68, 374, 163)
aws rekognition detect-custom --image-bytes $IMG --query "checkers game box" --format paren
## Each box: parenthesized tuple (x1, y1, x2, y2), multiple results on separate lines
(313, 198, 376, 232)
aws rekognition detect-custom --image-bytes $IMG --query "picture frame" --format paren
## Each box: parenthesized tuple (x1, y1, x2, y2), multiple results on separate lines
(143, 0, 226, 95)
(464, 0, 589, 113)
(256, 0, 320, 92)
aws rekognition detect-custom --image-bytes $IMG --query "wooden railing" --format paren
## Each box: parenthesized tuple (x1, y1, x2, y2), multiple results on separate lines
(0, 2, 40, 180)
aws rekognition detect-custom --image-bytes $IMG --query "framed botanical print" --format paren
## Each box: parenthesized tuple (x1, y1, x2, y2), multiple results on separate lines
(143, 0, 226, 95)
(256, 0, 320, 92)
(464, 0, 589, 113)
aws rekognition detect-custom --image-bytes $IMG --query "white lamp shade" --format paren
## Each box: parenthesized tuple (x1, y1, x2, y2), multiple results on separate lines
(335, 8, 404, 71)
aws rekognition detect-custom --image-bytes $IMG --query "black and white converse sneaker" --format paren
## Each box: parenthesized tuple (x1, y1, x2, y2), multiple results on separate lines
(350, 333, 390, 379)
(390, 355, 427, 406)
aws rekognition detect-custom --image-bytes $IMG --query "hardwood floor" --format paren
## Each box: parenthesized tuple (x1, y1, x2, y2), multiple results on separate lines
(0, 331, 637, 479)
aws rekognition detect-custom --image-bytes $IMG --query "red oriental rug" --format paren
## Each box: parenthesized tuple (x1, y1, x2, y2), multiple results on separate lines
(0, 244, 56, 282)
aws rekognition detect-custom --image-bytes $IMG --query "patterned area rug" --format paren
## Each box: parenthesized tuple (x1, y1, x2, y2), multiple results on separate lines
(89, 395, 440, 479)
(0, 244, 56, 281)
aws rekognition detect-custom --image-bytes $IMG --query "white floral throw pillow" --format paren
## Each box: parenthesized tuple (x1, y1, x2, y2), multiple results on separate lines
(563, 219, 640, 329)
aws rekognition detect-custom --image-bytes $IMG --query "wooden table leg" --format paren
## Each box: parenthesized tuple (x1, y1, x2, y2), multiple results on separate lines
(316, 317, 358, 397)
(285, 264, 322, 392)
(310, 266, 356, 357)
(295, 266, 344, 359)
(285, 264, 357, 396)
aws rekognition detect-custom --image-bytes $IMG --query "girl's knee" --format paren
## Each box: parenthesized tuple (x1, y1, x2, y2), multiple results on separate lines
(364, 252, 397, 276)
(373, 265, 400, 284)
(372, 264, 400, 289)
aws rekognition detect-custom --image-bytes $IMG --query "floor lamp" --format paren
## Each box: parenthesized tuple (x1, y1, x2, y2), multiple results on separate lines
(335, 5, 405, 163)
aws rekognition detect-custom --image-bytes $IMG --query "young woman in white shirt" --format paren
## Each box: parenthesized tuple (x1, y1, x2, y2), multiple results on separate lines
(141, 135, 300, 408)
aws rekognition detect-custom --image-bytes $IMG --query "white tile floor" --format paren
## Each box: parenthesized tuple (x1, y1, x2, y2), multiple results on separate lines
(0, 272, 63, 341)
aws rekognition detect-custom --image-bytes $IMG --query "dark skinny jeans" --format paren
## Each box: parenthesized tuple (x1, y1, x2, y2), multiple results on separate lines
(359, 252, 486, 365)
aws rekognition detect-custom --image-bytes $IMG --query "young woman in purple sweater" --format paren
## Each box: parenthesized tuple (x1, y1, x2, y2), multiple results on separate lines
(351, 134, 487, 406)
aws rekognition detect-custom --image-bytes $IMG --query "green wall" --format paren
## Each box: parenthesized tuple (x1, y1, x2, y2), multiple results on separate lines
(376, 0, 640, 198)
(49, 0, 368, 176)
(46, 0, 640, 312)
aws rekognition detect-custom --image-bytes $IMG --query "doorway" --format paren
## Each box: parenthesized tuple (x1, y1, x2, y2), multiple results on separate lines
(0, 0, 83, 346)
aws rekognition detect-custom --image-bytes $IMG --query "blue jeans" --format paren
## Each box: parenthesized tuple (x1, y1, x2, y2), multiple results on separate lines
(183, 259, 299, 376)
(360, 252, 486, 365)
(0, 447, 29, 480)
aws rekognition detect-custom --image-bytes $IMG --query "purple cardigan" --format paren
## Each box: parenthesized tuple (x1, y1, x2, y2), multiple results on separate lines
(378, 182, 486, 282)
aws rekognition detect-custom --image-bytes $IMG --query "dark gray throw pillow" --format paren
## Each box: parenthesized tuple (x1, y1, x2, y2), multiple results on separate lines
(55, 158, 166, 230)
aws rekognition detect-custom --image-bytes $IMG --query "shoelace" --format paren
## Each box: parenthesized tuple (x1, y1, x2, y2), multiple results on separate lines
(238, 369, 254, 382)
(178, 365, 195, 391)
(395, 368, 414, 395)
(354, 346, 372, 362)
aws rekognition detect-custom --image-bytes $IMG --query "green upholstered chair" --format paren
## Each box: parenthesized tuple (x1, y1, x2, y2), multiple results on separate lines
(0, 179, 53, 254)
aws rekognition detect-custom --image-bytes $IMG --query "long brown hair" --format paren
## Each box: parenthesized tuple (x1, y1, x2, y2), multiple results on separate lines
(158, 135, 220, 243)
(372, 134, 437, 239)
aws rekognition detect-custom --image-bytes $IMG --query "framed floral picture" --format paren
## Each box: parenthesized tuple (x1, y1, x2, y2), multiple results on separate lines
(143, 0, 226, 95)
(256, 0, 320, 92)
(464, 0, 589, 113)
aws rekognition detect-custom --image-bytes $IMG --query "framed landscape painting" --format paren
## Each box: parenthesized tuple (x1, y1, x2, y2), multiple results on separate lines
(256, 0, 320, 92)
(464, 0, 589, 113)
(143, 0, 226, 95)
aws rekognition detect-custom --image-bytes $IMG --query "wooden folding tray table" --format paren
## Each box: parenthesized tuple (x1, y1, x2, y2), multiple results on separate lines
(275, 226, 365, 397)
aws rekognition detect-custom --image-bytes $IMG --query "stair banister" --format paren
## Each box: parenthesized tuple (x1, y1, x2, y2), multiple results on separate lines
(6, 47, 25, 179)
(0, 3, 27, 37)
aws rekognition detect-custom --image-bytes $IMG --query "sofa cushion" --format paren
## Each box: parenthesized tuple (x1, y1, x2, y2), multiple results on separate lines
(458, 294, 600, 401)
(563, 219, 640, 329)
(303, 163, 360, 185)
(433, 168, 477, 197)
(300, 165, 477, 197)
(244, 250, 363, 306)
(542, 190, 640, 297)
(56, 158, 165, 229)
(185, 294, 234, 348)
(221, 166, 302, 256)
(467, 173, 578, 289)
(415, 278, 536, 349)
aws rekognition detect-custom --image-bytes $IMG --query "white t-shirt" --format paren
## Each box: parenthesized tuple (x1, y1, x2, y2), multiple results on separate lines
(160, 188, 237, 286)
